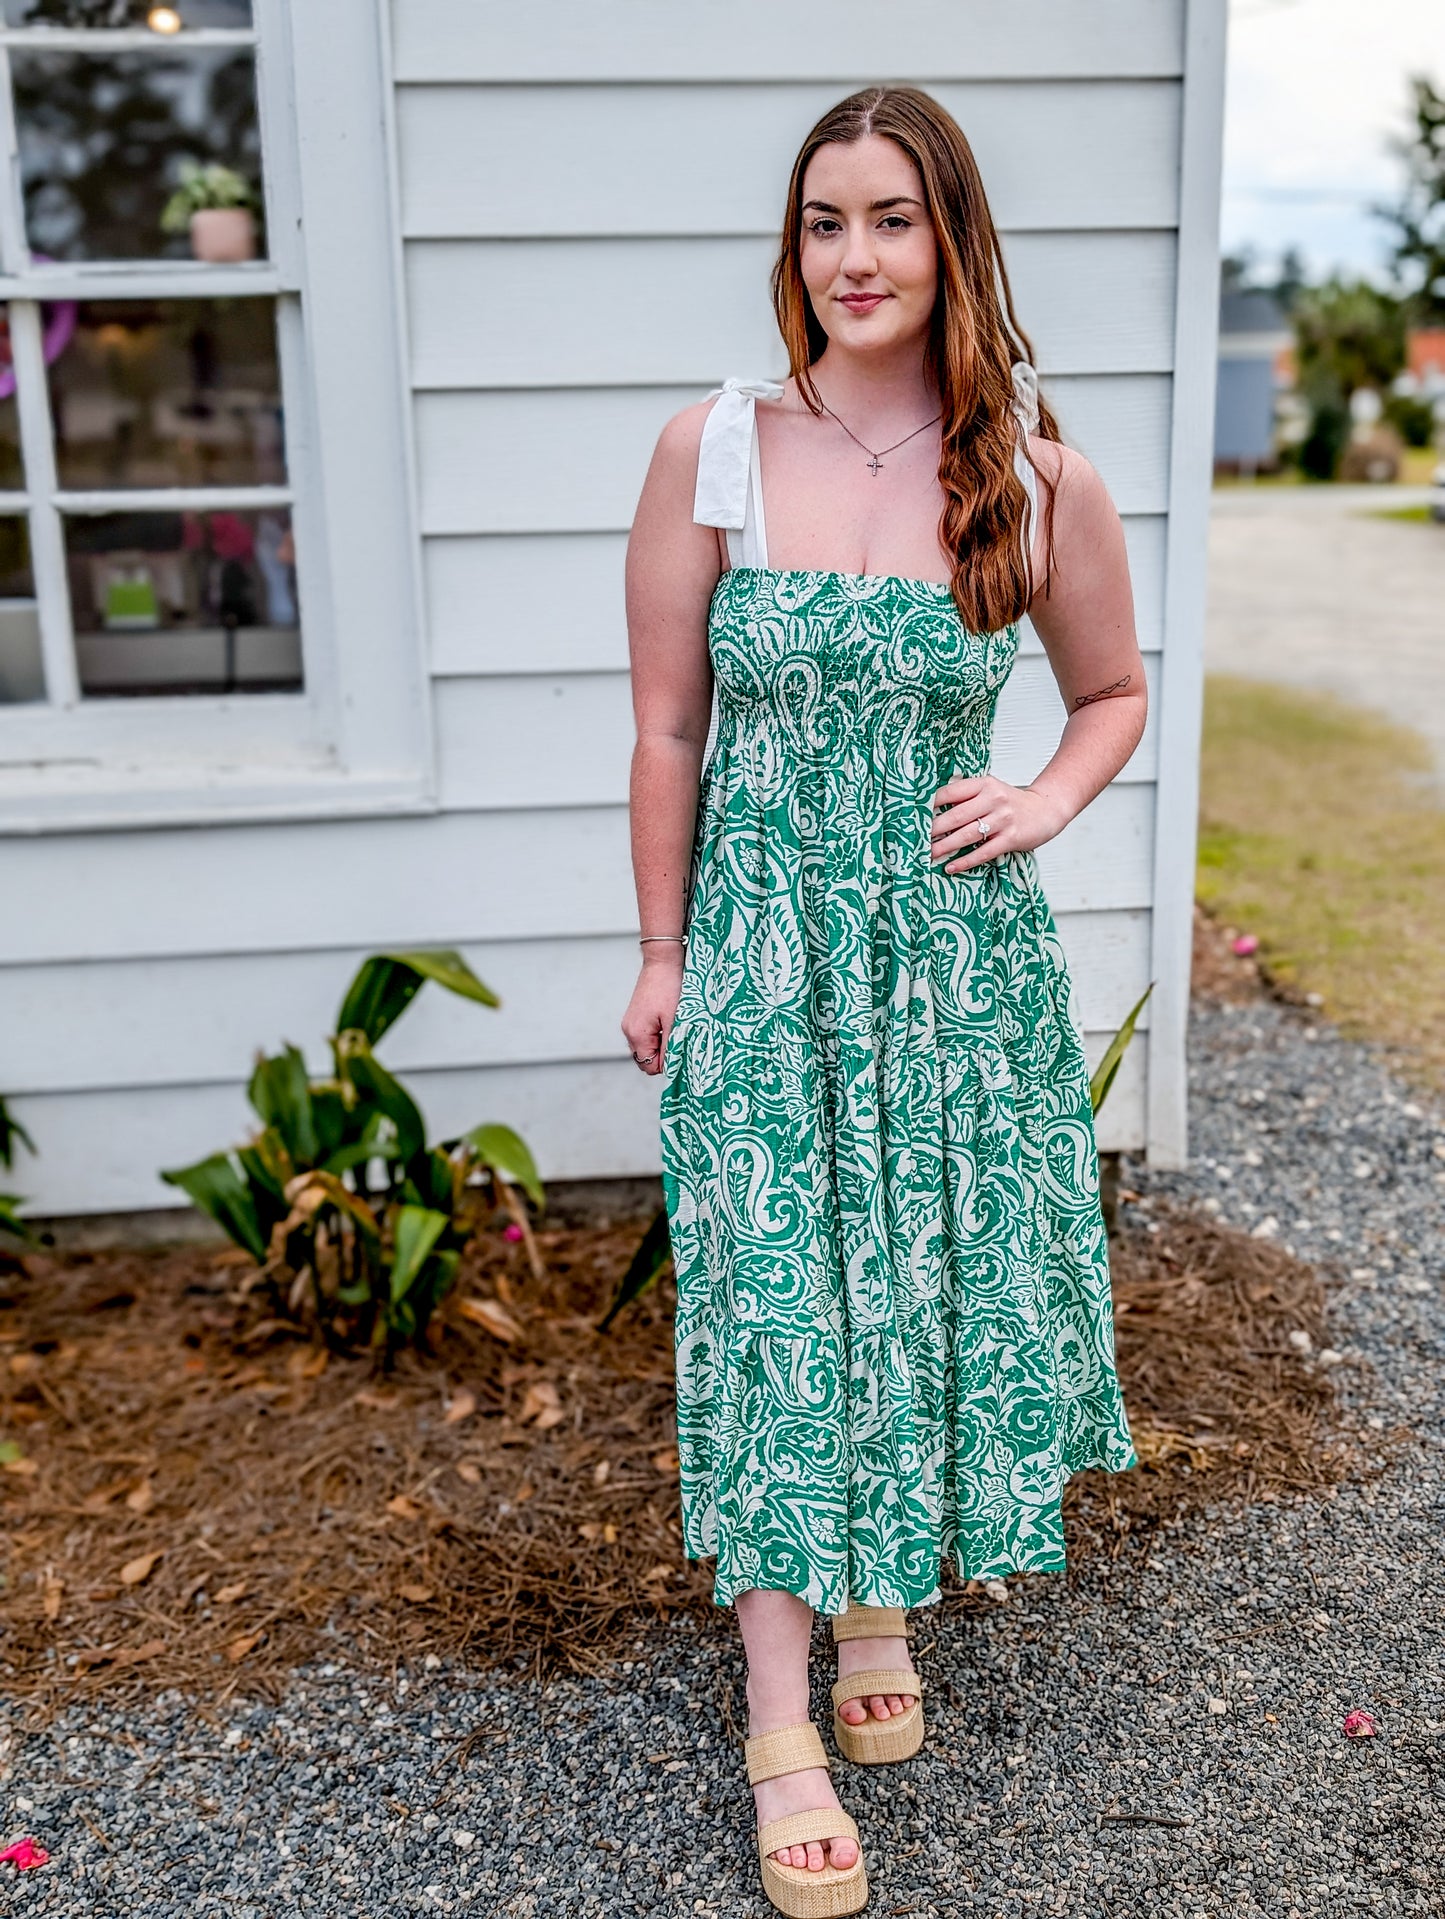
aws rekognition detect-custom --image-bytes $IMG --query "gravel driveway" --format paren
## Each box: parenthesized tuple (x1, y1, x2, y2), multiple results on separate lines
(1206, 485, 1445, 781)
(3, 998, 1443, 1918)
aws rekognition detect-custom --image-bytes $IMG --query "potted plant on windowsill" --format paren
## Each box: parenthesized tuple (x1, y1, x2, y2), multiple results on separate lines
(161, 160, 260, 263)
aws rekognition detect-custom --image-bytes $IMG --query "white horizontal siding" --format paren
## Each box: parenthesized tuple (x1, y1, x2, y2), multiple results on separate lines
(2, 783, 1153, 970)
(391, 2, 1184, 83)
(396, 82, 1182, 238)
(4, 908, 1150, 1098)
(11, 1037, 1149, 1215)
(425, 516, 1169, 677)
(407, 232, 1178, 388)
(429, 653, 1160, 811)
(417, 375, 1173, 535)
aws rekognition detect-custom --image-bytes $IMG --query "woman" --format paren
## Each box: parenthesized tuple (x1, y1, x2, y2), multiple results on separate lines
(622, 85, 1140, 1917)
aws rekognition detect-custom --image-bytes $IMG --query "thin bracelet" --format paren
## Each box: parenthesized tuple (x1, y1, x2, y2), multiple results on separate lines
(639, 934, 686, 944)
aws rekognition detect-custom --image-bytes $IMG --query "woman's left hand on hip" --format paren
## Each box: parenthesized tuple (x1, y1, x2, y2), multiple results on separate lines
(929, 774, 1069, 873)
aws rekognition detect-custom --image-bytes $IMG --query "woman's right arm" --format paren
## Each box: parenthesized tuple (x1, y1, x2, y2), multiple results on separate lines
(620, 401, 722, 1077)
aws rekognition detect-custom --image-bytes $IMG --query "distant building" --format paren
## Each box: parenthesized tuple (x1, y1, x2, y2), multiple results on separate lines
(1402, 329, 1445, 400)
(1215, 288, 1292, 472)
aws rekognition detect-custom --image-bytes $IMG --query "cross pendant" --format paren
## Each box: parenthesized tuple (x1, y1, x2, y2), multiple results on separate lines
(866, 454, 883, 475)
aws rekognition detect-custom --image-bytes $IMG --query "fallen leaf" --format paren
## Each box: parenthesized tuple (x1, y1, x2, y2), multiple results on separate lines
(211, 1247, 255, 1269)
(443, 1388, 477, 1426)
(602, 1522, 618, 1544)
(652, 1448, 679, 1475)
(642, 1562, 673, 1582)
(1343, 1709, 1378, 1739)
(215, 1580, 249, 1605)
(515, 1478, 534, 1503)
(8, 1351, 40, 1376)
(355, 1388, 399, 1410)
(119, 1639, 167, 1666)
(125, 1479, 155, 1515)
(288, 1346, 329, 1380)
(578, 1522, 601, 1541)
(386, 1495, 424, 1521)
(456, 1295, 521, 1343)
(0, 1439, 23, 1465)
(226, 1630, 264, 1663)
(494, 1272, 516, 1305)
(454, 1461, 482, 1486)
(42, 1575, 63, 1621)
(519, 1380, 563, 1429)
(1, 1454, 37, 1477)
(119, 1549, 163, 1587)
(399, 1584, 435, 1604)
(593, 1459, 611, 1486)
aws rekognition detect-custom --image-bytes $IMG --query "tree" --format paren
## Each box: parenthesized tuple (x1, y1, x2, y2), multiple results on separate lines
(1379, 74, 1445, 323)
(1291, 278, 1407, 479)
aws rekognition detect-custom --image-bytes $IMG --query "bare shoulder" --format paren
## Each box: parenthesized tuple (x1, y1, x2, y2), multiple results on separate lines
(1027, 436, 1121, 542)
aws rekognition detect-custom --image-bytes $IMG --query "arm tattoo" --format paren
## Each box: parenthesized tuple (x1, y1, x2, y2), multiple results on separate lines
(1072, 673, 1132, 709)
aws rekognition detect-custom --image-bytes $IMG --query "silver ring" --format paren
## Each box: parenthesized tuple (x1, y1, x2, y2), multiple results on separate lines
(632, 1049, 659, 1069)
(973, 816, 991, 842)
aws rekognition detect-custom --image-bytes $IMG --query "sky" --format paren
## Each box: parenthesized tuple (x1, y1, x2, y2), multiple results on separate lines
(1222, 0, 1445, 284)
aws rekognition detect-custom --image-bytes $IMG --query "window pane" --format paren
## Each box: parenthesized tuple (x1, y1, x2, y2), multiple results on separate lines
(13, 49, 261, 263)
(66, 506, 300, 698)
(0, 517, 42, 705)
(0, 308, 24, 489)
(50, 297, 284, 489)
(4, 3, 251, 22)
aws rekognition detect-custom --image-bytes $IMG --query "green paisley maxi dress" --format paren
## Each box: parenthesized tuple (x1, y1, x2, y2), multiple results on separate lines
(658, 372, 1136, 1617)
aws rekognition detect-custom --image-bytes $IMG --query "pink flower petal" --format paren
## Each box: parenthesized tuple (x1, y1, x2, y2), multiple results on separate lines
(0, 1837, 50, 1869)
(1343, 1709, 1378, 1739)
(1231, 934, 1258, 957)
(502, 1223, 524, 1243)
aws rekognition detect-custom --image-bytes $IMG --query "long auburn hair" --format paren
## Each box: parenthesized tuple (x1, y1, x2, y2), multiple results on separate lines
(770, 85, 1059, 633)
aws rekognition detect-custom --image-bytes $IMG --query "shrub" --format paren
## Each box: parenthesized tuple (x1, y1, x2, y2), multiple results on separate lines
(0, 1094, 37, 1253)
(163, 951, 543, 1362)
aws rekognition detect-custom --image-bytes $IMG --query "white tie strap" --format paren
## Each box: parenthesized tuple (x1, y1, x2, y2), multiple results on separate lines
(1010, 359, 1041, 435)
(692, 376, 786, 532)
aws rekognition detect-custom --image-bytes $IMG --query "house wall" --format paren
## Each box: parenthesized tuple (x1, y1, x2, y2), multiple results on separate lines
(3, 0, 1225, 1215)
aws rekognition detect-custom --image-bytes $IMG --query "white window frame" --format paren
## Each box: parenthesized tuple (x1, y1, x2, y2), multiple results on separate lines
(0, 0, 433, 831)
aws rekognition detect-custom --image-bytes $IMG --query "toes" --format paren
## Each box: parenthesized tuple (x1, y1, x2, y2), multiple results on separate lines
(839, 1698, 868, 1725)
(804, 1841, 826, 1872)
(868, 1694, 892, 1720)
(885, 1693, 905, 1715)
(830, 1834, 860, 1870)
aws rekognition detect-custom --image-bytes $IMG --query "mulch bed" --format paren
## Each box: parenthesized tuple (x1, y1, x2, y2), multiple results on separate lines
(1, 1192, 1376, 1719)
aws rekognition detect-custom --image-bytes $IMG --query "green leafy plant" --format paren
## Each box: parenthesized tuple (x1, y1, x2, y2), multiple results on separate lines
(162, 951, 544, 1362)
(0, 1093, 37, 1250)
(602, 984, 1156, 1328)
(160, 159, 258, 232)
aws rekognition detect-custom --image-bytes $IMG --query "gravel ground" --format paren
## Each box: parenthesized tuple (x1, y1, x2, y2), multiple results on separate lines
(3, 997, 1442, 1918)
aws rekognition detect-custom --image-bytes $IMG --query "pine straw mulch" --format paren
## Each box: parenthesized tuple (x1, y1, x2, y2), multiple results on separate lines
(0, 1195, 1388, 1721)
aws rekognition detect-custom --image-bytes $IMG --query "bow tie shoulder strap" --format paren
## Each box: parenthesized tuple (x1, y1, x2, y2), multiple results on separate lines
(1009, 360, 1041, 436)
(692, 376, 786, 531)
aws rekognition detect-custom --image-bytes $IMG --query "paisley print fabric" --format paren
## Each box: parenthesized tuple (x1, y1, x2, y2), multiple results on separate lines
(658, 566, 1136, 1616)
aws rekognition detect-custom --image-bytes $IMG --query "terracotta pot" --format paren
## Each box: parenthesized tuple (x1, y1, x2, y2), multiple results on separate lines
(189, 207, 257, 264)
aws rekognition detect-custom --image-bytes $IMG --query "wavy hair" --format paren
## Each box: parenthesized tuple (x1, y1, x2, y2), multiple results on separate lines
(770, 85, 1059, 633)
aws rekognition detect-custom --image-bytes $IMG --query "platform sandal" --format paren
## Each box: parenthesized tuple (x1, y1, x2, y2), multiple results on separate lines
(744, 1721, 869, 1917)
(829, 1604, 925, 1765)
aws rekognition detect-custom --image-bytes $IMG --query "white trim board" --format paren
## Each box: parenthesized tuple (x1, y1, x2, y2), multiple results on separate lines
(1145, 0, 1228, 1169)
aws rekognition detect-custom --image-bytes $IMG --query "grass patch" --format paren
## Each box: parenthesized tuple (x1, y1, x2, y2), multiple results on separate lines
(1361, 503, 1436, 524)
(1199, 675, 1445, 1089)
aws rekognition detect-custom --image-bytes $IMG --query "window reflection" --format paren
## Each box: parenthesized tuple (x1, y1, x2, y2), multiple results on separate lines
(12, 49, 261, 262)
(3, 3, 252, 30)
(50, 297, 284, 490)
(0, 517, 41, 705)
(67, 506, 300, 697)
(0, 308, 24, 489)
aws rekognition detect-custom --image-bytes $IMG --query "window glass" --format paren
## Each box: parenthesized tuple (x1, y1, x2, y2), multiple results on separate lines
(3, 3, 252, 32)
(0, 308, 25, 489)
(49, 297, 284, 490)
(66, 505, 300, 697)
(0, 516, 41, 705)
(12, 49, 261, 262)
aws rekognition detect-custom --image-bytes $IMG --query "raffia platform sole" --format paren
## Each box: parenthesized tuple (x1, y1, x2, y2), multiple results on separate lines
(830, 1604, 925, 1766)
(745, 1722, 869, 1917)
